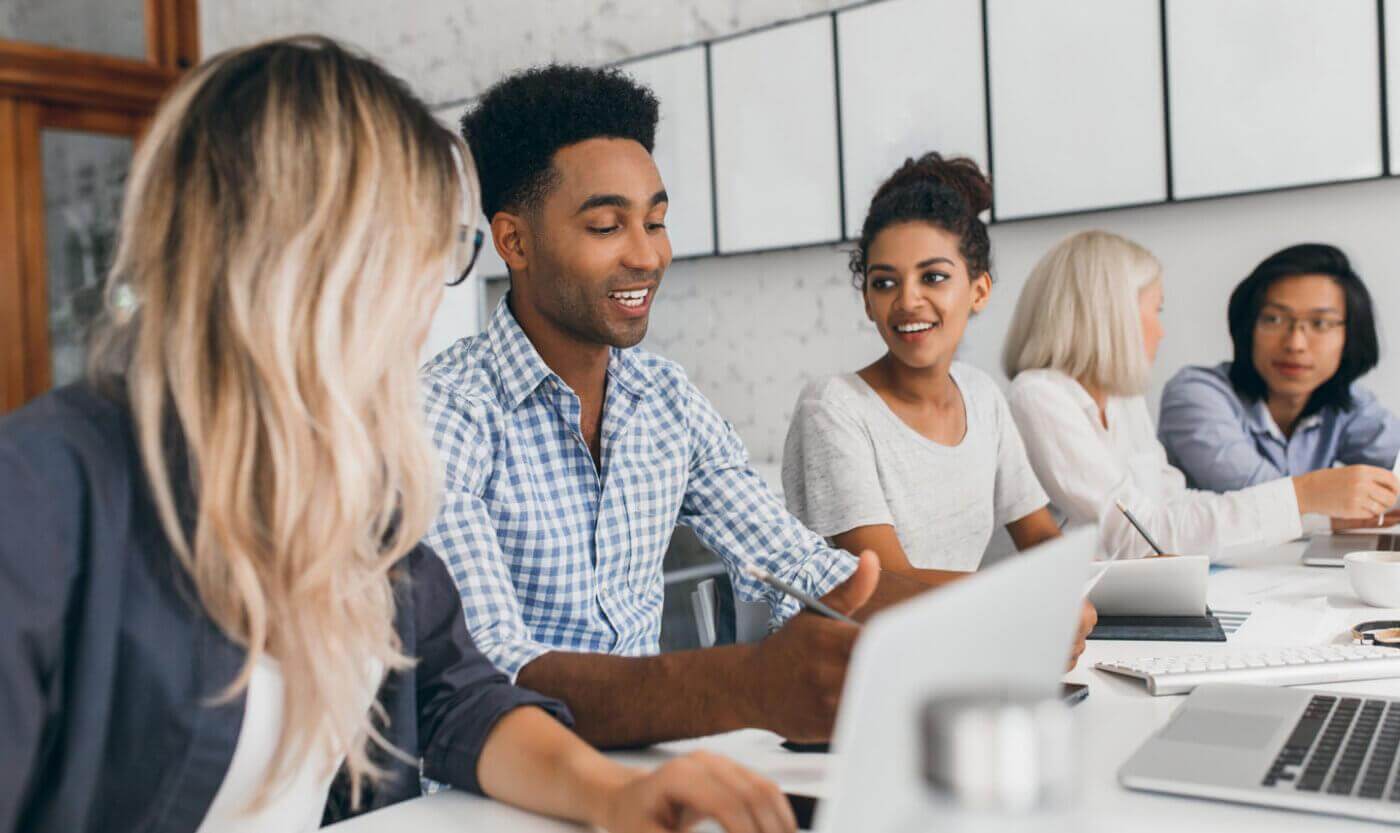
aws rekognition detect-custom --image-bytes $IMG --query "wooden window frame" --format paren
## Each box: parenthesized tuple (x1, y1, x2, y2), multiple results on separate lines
(0, 0, 197, 412)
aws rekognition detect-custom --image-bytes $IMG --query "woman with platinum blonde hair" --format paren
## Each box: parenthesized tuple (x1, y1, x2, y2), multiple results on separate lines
(0, 36, 795, 833)
(1002, 230, 1389, 561)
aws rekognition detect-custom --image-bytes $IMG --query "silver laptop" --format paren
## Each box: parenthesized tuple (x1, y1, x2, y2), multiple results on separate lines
(1121, 682, 1400, 823)
(815, 527, 1096, 832)
(1301, 532, 1400, 567)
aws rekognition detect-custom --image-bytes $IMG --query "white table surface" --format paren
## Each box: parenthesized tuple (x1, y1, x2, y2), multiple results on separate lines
(332, 539, 1400, 831)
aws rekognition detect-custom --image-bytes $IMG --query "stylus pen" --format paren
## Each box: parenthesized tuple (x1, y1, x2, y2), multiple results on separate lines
(1115, 500, 1166, 556)
(741, 563, 861, 627)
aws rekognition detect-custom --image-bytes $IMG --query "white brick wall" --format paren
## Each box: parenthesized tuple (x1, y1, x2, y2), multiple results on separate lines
(205, 1, 1400, 466)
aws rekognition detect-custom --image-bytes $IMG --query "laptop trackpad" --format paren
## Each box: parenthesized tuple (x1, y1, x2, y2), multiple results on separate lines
(1161, 709, 1280, 750)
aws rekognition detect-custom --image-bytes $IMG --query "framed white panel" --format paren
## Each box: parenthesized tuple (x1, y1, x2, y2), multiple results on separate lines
(620, 46, 716, 258)
(987, 0, 1166, 219)
(1168, 0, 1382, 199)
(710, 17, 842, 253)
(837, 0, 987, 237)
(1388, 0, 1400, 175)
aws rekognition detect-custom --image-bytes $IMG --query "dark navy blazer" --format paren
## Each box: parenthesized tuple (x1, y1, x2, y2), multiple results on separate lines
(0, 383, 571, 833)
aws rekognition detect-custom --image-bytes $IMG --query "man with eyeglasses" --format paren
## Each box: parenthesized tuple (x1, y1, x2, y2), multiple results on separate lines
(1160, 243, 1400, 527)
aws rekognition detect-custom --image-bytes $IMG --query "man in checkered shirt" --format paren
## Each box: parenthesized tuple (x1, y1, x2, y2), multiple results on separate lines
(421, 64, 933, 747)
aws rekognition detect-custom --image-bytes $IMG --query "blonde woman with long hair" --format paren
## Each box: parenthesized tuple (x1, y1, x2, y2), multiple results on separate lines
(1001, 230, 1391, 561)
(0, 37, 795, 833)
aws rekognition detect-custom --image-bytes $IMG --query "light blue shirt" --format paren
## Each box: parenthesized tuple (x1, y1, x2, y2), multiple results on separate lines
(1158, 362, 1400, 492)
(421, 297, 857, 679)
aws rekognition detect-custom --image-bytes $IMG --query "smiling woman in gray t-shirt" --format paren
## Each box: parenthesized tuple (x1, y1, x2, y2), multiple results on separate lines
(781, 153, 1061, 587)
(784, 362, 1047, 572)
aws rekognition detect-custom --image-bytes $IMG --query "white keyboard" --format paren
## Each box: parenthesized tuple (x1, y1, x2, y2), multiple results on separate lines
(1096, 645, 1400, 695)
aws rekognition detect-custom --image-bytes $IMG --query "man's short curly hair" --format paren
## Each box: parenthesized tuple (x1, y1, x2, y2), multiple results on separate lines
(461, 64, 659, 219)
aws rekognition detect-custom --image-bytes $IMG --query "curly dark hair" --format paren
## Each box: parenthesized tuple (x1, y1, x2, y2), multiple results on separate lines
(460, 64, 659, 219)
(849, 153, 993, 288)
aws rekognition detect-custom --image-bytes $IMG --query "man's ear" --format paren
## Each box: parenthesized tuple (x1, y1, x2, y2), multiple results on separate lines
(492, 212, 529, 275)
(970, 271, 993, 313)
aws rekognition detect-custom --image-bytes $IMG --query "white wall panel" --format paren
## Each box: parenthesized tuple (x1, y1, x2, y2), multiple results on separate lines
(1168, 0, 1382, 199)
(711, 17, 843, 252)
(1387, 0, 1400, 175)
(620, 46, 716, 258)
(988, 0, 1167, 219)
(837, 0, 987, 237)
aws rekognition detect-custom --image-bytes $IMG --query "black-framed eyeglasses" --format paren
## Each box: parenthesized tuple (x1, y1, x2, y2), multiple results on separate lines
(448, 225, 486, 287)
(1255, 311, 1346, 338)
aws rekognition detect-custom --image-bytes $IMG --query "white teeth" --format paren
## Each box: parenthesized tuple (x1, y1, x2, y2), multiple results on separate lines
(609, 289, 649, 308)
(895, 322, 935, 333)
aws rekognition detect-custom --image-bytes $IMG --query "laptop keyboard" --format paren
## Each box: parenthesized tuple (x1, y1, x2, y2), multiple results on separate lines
(1264, 695, 1400, 799)
(1382, 534, 1400, 552)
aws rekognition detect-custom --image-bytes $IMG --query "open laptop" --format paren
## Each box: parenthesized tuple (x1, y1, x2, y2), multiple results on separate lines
(1121, 682, 1400, 823)
(1302, 530, 1400, 567)
(1305, 456, 1400, 566)
(812, 527, 1097, 832)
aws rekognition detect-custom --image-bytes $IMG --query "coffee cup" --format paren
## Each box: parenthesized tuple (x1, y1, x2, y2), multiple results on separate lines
(1345, 551, 1400, 608)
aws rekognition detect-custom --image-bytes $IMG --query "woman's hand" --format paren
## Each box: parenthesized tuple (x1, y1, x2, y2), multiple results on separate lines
(596, 752, 797, 833)
(478, 707, 794, 833)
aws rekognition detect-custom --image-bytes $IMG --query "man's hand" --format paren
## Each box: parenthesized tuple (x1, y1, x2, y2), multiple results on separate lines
(1295, 465, 1400, 519)
(743, 551, 880, 742)
(1332, 509, 1400, 532)
(1068, 600, 1097, 671)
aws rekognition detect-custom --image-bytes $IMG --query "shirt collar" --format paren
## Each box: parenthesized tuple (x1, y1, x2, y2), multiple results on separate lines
(486, 296, 554, 410)
(1244, 397, 1323, 440)
(486, 294, 654, 410)
(1044, 369, 1110, 424)
(606, 344, 652, 400)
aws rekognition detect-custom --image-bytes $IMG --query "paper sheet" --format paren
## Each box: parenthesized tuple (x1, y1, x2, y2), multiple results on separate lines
(1228, 600, 1338, 646)
(1215, 556, 1400, 646)
(1207, 565, 1345, 610)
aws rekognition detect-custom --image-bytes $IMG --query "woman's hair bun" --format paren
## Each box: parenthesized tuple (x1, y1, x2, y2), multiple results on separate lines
(850, 152, 994, 286)
(872, 152, 992, 216)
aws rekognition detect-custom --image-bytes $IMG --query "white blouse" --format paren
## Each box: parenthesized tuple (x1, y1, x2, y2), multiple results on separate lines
(196, 655, 380, 833)
(1006, 369, 1304, 560)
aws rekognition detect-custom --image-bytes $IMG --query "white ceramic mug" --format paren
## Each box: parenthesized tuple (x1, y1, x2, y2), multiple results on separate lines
(1345, 551, 1400, 608)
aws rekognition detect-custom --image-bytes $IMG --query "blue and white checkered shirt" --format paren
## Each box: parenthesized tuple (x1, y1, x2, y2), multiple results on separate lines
(421, 298, 858, 680)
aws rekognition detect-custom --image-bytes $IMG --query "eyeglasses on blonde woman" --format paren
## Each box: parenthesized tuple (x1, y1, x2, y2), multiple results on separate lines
(0, 34, 795, 833)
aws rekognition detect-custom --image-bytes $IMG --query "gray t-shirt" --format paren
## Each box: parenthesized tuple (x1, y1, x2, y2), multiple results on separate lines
(782, 363, 1049, 571)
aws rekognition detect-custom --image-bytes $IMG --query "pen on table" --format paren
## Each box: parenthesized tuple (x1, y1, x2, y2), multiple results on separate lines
(1115, 499, 1165, 556)
(741, 563, 861, 627)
